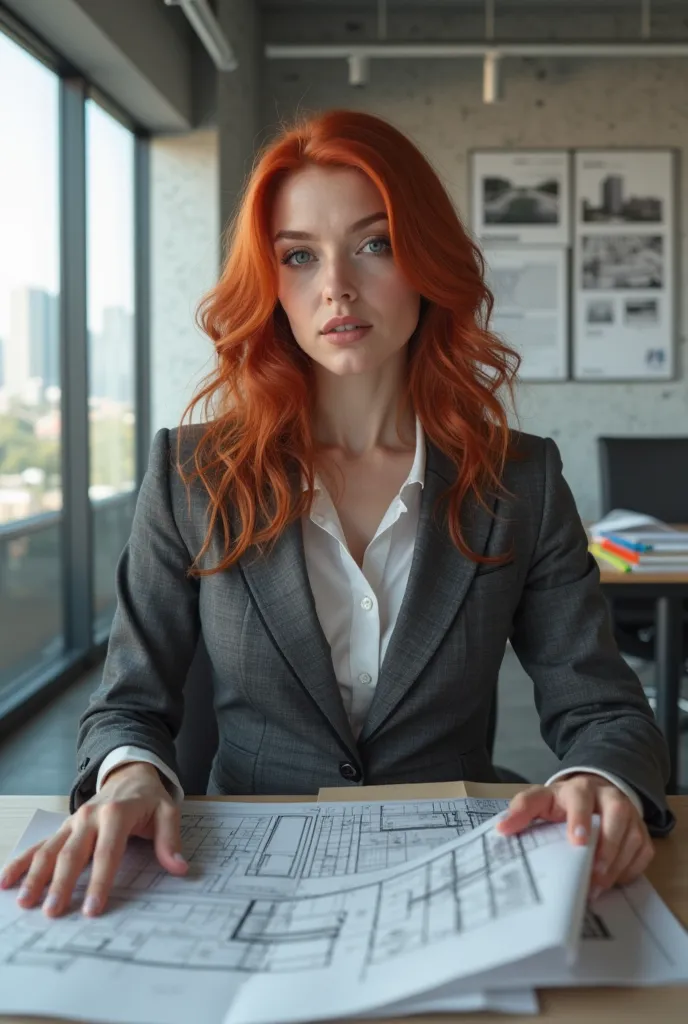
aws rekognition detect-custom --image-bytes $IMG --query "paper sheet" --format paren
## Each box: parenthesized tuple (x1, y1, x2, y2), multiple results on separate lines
(421, 873, 688, 995)
(1, 799, 591, 1024)
(367, 987, 539, 1016)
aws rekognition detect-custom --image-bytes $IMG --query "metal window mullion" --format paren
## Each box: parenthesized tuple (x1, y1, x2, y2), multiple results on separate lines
(134, 135, 152, 487)
(59, 75, 93, 653)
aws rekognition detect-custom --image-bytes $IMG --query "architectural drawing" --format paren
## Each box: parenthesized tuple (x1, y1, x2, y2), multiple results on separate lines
(0, 795, 516, 988)
(0, 815, 542, 980)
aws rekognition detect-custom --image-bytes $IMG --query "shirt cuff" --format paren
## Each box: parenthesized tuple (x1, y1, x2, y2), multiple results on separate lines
(96, 746, 185, 804)
(546, 766, 644, 818)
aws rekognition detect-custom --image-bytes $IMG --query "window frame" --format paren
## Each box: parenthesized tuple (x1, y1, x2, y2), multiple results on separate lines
(0, 9, 151, 734)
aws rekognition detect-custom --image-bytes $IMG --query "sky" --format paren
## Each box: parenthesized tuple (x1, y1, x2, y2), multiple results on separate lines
(0, 30, 135, 340)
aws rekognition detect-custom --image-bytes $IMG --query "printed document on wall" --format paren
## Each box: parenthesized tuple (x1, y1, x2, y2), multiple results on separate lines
(484, 245, 569, 380)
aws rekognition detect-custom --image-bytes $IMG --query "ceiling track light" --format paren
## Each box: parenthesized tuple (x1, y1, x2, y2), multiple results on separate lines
(164, 0, 237, 72)
(348, 53, 370, 87)
(483, 50, 503, 104)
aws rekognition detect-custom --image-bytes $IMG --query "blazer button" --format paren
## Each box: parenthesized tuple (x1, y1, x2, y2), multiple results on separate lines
(78, 758, 90, 771)
(339, 761, 361, 782)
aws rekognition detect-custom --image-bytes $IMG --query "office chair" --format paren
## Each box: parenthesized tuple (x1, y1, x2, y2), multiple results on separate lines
(597, 436, 688, 709)
(175, 640, 526, 794)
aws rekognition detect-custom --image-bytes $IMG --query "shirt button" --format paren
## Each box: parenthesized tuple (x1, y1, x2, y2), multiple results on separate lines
(360, 596, 373, 611)
(359, 672, 372, 685)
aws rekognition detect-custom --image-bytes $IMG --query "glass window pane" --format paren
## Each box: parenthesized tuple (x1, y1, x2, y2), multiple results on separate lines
(0, 31, 64, 689)
(86, 100, 137, 632)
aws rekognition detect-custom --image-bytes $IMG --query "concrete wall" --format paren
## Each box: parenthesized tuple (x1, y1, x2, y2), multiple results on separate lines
(259, 7, 688, 520)
(150, 131, 219, 435)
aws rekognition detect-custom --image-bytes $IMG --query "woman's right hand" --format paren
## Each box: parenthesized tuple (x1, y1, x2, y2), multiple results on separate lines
(0, 762, 188, 918)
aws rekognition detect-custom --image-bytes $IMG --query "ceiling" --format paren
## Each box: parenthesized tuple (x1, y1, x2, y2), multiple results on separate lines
(260, 1, 687, 7)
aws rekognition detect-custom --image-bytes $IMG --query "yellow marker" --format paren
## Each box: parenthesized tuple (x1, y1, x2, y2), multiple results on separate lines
(589, 542, 632, 573)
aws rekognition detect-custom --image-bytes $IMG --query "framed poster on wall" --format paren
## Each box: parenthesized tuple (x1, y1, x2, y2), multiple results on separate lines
(471, 150, 571, 246)
(483, 245, 569, 381)
(572, 149, 676, 380)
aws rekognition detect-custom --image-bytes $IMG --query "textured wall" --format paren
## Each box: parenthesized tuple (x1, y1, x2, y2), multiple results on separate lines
(261, 12, 688, 520)
(150, 130, 219, 434)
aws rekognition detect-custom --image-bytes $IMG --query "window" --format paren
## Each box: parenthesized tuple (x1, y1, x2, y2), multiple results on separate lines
(85, 99, 137, 631)
(0, 31, 64, 691)
(0, 33, 61, 524)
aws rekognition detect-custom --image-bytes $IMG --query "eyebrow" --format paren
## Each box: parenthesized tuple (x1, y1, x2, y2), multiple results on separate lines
(273, 211, 388, 243)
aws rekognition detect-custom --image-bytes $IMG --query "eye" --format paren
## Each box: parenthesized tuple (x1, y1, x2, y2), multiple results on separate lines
(281, 248, 314, 267)
(361, 235, 392, 256)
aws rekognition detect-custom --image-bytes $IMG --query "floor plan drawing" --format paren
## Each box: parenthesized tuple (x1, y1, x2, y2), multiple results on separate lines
(304, 798, 509, 877)
(0, 816, 542, 979)
(53, 797, 512, 900)
(0, 799, 531, 979)
(0, 802, 623, 1024)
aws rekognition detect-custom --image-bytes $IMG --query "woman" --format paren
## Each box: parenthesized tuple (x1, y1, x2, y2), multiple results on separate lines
(1, 110, 672, 920)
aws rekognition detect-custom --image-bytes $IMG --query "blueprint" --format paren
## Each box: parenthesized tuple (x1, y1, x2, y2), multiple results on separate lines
(0, 798, 591, 1024)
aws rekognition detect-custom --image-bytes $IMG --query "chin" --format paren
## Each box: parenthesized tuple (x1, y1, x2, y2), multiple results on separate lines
(324, 353, 378, 376)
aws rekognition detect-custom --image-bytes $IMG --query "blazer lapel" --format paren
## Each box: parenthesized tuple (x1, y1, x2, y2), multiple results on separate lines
(238, 518, 358, 754)
(358, 442, 497, 744)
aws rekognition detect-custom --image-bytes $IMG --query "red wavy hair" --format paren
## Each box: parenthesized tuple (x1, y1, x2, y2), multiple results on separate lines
(178, 109, 520, 577)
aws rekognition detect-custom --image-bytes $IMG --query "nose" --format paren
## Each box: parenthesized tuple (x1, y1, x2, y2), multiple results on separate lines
(322, 255, 358, 305)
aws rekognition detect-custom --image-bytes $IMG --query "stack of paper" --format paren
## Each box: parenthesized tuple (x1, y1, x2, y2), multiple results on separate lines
(1, 795, 687, 1024)
(590, 509, 688, 573)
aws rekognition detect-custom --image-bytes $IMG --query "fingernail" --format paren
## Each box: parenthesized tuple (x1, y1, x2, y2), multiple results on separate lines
(0, 870, 10, 888)
(590, 887, 602, 902)
(596, 863, 607, 877)
(17, 885, 31, 903)
(82, 895, 100, 916)
(573, 825, 588, 841)
(43, 893, 59, 913)
(172, 852, 187, 864)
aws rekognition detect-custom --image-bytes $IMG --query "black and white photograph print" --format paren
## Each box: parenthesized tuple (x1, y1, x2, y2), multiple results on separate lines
(575, 150, 673, 228)
(586, 299, 615, 324)
(624, 298, 660, 327)
(581, 173, 662, 224)
(482, 175, 559, 225)
(581, 235, 663, 290)
(472, 150, 570, 245)
(573, 151, 674, 381)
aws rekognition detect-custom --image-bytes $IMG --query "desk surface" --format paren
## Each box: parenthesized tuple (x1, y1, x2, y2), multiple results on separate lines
(598, 565, 688, 585)
(0, 788, 687, 1024)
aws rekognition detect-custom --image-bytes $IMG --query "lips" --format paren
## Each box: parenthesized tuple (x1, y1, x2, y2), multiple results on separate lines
(321, 315, 372, 334)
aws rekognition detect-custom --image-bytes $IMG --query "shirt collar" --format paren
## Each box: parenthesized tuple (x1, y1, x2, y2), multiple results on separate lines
(302, 416, 426, 493)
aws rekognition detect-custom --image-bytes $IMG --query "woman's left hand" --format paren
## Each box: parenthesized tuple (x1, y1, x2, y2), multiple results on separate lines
(496, 774, 654, 900)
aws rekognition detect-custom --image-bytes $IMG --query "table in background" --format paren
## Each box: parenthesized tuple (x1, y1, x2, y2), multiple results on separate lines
(1, 787, 687, 1024)
(597, 563, 688, 793)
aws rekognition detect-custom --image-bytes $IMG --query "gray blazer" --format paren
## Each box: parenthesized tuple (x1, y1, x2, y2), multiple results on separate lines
(71, 425, 674, 835)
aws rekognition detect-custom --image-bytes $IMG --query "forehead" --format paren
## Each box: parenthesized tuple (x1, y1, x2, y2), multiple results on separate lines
(271, 165, 385, 231)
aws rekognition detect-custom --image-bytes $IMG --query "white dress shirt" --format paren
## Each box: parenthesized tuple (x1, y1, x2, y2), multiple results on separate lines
(97, 418, 642, 816)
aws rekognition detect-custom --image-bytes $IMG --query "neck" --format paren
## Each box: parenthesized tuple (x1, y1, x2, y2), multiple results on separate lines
(311, 358, 415, 456)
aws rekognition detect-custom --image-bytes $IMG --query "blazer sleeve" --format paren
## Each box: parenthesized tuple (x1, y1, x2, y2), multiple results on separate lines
(509, 437, 675, 837)
(70, 427, 201, 812)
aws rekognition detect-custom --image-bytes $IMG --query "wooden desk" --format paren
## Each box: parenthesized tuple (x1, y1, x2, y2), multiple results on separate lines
(595, 560, 688, 793)
(1, 787, 687, 1024)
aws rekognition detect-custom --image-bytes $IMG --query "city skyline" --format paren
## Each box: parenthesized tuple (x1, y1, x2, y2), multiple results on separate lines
(0, 284, 135, 406)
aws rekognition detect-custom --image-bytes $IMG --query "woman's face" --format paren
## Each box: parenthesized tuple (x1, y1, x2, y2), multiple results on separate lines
(271, 165, 421, 377)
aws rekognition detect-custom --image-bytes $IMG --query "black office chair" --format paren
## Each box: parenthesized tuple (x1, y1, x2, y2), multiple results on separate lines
(175, 639, 526, 793)
(597, 436, 688, 704)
